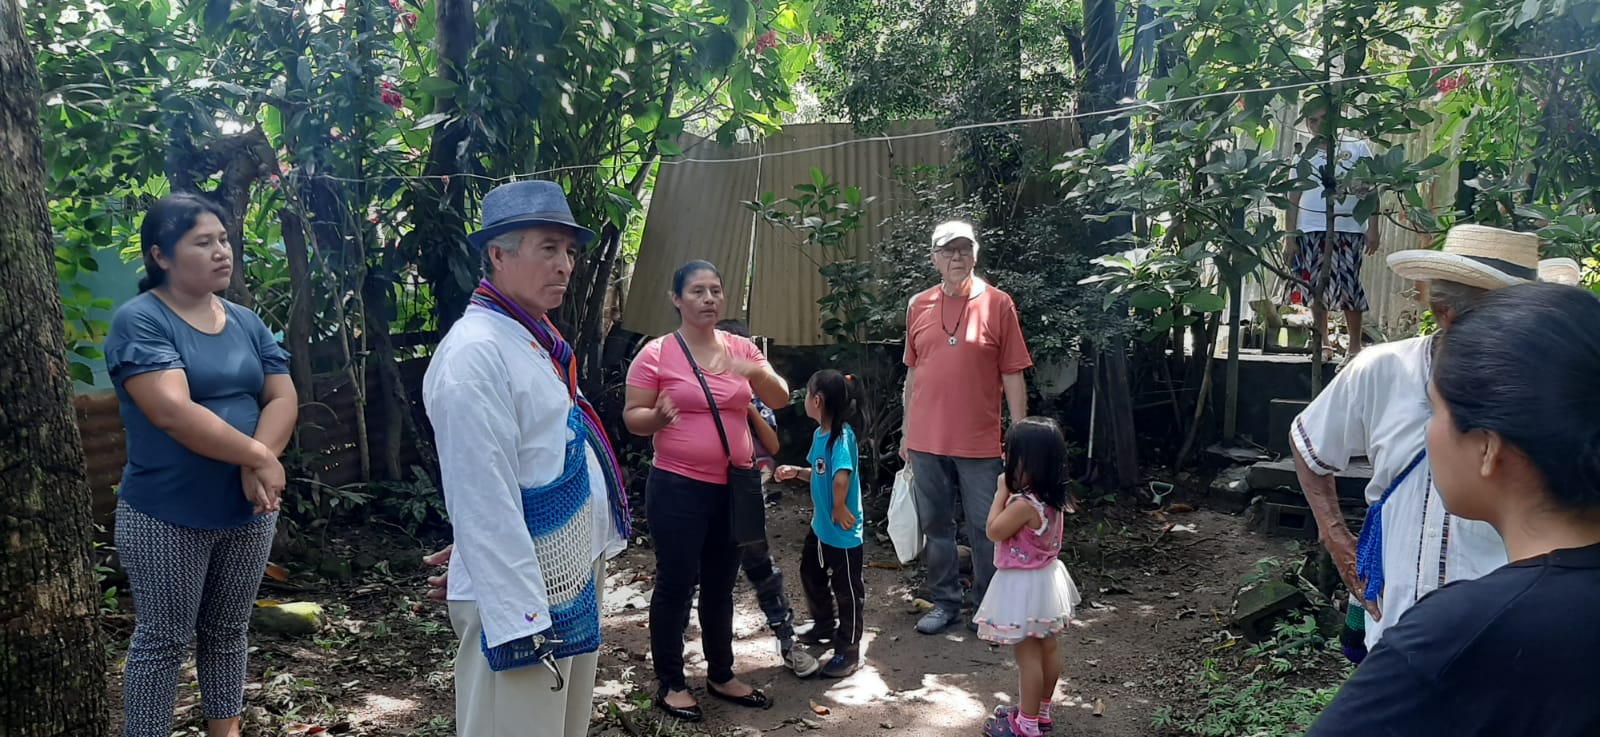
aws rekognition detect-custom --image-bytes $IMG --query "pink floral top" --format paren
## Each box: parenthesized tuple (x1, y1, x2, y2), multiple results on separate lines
(994, 492, 1063, 571)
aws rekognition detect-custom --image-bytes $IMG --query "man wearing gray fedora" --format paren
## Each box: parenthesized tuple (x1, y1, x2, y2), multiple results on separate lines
(422, 180, 632, 737)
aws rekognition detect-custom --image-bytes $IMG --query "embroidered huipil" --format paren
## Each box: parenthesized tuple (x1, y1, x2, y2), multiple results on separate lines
(1291, 335, 1507, 649)
(423, 306, 626, 649)
(994, 493, 1063, 571)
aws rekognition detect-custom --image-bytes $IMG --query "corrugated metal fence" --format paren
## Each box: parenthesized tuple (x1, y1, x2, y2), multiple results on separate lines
(624, 120, 1081, 344)
(627, 111, 1469, 344)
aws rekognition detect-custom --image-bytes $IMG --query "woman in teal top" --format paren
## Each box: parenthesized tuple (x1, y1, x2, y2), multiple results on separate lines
(775, 369, 865, 678)
(103, 193, 297, 737)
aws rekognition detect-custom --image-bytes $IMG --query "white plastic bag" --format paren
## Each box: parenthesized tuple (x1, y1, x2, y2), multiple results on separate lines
(888, 467, 924, 564)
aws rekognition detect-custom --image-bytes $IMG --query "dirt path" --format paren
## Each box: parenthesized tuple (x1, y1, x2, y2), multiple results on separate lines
(592, 496, 1294, 737)
(103, 493, 1292, 737)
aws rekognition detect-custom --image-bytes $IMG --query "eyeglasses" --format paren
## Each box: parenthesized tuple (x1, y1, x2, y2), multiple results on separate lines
(934, 245, 975, 260)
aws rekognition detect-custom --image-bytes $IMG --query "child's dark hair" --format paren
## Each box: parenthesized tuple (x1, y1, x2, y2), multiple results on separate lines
(1433, 283, 1600, 510)
(716, 318, 750, 338)
(1004, 417, 1069, 512)
(808, 369, 858, 458)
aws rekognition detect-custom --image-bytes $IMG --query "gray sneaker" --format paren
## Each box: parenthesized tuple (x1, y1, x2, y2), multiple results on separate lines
(783, 646, 820, 678)
(916, 606, 960, 635)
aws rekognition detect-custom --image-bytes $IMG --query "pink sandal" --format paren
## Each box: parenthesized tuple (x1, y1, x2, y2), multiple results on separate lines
(991, 706, 1053, 734)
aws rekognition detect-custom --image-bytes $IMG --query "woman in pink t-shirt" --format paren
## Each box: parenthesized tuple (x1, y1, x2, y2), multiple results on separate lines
(623, 260, 791, 722)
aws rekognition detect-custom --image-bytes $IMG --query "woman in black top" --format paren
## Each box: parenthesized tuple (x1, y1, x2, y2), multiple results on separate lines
(1308, 282, 1600, 737)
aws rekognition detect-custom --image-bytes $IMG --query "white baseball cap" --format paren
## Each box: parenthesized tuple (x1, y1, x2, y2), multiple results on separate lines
(931, 220, 978, 250)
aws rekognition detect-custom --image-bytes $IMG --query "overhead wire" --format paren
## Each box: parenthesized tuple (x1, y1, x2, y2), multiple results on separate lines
(277, 45, 1599, 187)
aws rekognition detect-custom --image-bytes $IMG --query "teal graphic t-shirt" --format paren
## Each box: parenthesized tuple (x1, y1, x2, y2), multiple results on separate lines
(807, 425, 864, 549)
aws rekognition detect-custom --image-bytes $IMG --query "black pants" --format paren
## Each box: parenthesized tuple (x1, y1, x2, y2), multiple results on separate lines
(800, 530, 866, 652)
(677, 539, 796, 644)
(741, 539, 796, 641)
(647, 468, 740, 692)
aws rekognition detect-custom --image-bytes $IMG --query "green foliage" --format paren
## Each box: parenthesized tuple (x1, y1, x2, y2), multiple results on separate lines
(747, 168, 880, 343)
(807, 0, 1080, 125)
(862, 175, 1128, 368)
(373, 465, 448, 536)
(747, 170, 908, 488)
(1154, 614, 1350, 737)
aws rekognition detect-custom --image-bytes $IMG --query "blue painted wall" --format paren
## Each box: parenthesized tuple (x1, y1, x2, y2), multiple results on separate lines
(63, 245, 143, 394)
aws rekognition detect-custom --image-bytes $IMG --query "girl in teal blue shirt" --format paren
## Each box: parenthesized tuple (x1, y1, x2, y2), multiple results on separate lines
(775, 369, 865, 678)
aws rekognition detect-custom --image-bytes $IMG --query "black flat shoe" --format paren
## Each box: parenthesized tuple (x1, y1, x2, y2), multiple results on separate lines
(707, 682, 772, 710)
(655, 691, 704, 722)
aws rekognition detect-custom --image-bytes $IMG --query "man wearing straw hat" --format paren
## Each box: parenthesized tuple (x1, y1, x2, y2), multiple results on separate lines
(422, 180, 632, 737)
(1290, 224, 1579, 662)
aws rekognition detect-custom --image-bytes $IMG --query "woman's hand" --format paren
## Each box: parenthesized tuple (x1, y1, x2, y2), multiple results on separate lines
(245, 454, 287, 514)
(242, 466, 282, 515)
(655, 392, 678, 426)
(832, 503, 857, 531)
(774, 465, 804, 483)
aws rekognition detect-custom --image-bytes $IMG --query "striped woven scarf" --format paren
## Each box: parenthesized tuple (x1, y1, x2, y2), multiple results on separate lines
(469, 279, 633, 540)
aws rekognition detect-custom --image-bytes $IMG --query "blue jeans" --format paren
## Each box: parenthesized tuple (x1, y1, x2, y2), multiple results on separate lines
(908, 451, 1003, 612)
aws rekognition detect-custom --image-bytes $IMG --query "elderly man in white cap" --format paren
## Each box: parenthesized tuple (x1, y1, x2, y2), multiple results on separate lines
(1291, 224, 1580, 662)
(422, 180, 631, 737)
(897, 220, 1034, 635)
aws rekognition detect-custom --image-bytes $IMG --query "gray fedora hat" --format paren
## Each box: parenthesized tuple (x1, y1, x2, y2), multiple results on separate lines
(468, 180, 597, 250)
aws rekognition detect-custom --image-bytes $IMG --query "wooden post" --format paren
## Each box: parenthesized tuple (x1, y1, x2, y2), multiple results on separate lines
(1224, 211, 1244, 440)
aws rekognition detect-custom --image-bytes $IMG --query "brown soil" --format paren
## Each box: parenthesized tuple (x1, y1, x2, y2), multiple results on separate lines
(102, 493, 1294, 737)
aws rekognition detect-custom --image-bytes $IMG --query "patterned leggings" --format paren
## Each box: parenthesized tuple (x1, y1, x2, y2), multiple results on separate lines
(115, 500, 276, 737)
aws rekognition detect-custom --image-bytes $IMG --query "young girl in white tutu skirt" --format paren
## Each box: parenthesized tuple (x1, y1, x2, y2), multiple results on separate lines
(973, 417, 1081, 737)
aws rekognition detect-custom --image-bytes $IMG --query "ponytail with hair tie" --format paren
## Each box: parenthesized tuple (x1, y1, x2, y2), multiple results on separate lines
(810, 369, 857, 461)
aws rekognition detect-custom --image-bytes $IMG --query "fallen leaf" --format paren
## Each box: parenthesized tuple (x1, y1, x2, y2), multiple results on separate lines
(1092, 699, 1106, 717)
(264, 563, 290, 582)
(809, 700, 831, 716)
(866, 561, 902, 570)
(1166, 503, 1196, 513)
(910, 598, 934, 611)
(880, 723, 894, 729)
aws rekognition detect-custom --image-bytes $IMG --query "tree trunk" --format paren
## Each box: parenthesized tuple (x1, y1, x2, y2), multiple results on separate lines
(0, 2, 110, 733)
(166, 129, 276, 307)
(282, 208, 315, 394)
(1083, 0, 1140, 488)
(411, 0, 476, 332)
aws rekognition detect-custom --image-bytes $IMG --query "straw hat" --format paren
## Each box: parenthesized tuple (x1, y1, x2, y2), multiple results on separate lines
(1537, 257, 1583, 286)
(1387, 225, 1541, 290)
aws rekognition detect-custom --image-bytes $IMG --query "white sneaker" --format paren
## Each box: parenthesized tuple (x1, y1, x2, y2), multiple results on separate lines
(783, 646, 820, 678)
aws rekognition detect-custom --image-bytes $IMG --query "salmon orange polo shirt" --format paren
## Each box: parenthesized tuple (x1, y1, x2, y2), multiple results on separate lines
(903, 278, 1034, 459)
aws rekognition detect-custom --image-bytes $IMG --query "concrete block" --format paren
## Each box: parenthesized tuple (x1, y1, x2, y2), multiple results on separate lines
(1231, 578, 1306, 638)
(1246, 458, 1372, 504)
(1261, 502, 1318, 539)
(1208, 465, 1255, 513)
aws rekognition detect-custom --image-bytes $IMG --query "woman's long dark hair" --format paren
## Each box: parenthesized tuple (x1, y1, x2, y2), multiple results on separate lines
(1004, 416, 1069, 512)
(808, 369, 857, 460)
(137, 193, 230, 293)
(1433, 282, 1600, 511)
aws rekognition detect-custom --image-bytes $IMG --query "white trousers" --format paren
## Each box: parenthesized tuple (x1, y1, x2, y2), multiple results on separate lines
(449, 563, 604, 737)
